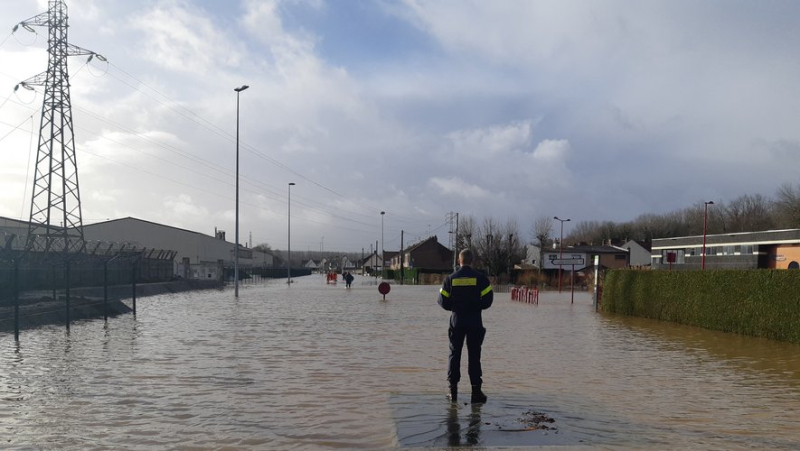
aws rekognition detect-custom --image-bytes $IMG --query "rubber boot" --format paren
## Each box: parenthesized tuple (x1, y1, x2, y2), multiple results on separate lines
(470, 385, 487, 404)
(447, 384, 458, 403)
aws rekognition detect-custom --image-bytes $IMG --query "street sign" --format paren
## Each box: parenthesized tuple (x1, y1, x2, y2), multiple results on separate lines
(551, 258, 584, 266)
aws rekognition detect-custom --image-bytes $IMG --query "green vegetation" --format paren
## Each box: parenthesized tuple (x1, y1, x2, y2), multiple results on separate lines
(602, 269, 800, 344)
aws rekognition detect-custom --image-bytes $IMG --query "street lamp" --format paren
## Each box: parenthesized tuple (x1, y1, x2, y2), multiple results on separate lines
(380, 211, 385, 277)
(554, 216, 571, 293)
(233, 84, 249, 298)
(288, 182, 296, 283)
(702, 201, 714, 270)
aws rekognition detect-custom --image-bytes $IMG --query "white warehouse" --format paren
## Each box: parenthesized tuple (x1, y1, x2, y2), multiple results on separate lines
(82, 217, 274, 278)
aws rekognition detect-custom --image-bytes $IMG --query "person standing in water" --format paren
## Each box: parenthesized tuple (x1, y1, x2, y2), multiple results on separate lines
(437, 248, 493, 403)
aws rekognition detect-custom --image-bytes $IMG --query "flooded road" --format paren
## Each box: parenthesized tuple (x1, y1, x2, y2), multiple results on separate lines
(2, 274, 800, 449)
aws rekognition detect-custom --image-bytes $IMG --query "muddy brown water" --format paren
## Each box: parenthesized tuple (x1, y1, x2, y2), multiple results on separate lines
(2, 275, 800, 449)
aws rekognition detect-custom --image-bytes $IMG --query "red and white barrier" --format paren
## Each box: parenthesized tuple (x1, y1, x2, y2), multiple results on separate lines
(510, 286, 538, 305)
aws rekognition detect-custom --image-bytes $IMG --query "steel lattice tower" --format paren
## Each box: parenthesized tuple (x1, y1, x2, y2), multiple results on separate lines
(16, 0, 102, 254)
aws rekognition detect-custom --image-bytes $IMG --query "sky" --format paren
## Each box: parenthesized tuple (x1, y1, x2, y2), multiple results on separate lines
(1, 0, 799, 253)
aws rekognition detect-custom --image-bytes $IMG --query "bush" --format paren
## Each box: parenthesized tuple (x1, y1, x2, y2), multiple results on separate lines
(603, 269, 800, 343)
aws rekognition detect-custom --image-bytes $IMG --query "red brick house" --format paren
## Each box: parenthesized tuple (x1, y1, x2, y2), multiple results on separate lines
(390, 236, 454, 271)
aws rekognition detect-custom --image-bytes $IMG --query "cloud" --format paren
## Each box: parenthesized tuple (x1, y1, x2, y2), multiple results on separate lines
(429, 176, 490, 199)
(130, 1, 241, 73)
(446, 121, 532, 157)
(3, 1, 800, 251)
(532, 139, 569, 163)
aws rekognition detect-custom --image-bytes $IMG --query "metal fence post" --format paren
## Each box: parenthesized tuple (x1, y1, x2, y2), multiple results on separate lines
(131, 260, 137, 315)
(103, 260, 108, 322)
(65, 261, 71, 332)
(51, 263, 56, 301)
(14, 260, 20, 342)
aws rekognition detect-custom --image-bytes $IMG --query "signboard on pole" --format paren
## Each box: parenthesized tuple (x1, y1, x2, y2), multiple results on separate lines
(551, 258, 585, 266)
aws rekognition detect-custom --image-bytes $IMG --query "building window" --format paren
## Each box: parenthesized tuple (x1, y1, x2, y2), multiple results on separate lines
(663, 249, 685, 264)
(741, 245, 753, 255)
(723, 245, 735, 255)
(615, 254, 626, 260)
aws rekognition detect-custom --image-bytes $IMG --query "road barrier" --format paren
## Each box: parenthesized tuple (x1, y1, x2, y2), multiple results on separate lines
(510, 286, 538, 305)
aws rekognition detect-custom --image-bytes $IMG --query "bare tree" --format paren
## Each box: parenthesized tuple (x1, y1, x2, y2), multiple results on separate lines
(476, 217, 501, 276)
(724, 194, 774, 232)
(502, 219, 522, 276)
(567, 220, 599, 244)
(529, 216, 553, 270)
(775, 183, 800, 228)
(457, 214, 477, 253)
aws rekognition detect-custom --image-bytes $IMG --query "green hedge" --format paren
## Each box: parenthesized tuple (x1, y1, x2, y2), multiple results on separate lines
(602, 269, 800, 343)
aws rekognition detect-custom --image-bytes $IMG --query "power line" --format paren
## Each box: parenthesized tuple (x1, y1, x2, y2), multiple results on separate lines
(0, 111, 38, 144)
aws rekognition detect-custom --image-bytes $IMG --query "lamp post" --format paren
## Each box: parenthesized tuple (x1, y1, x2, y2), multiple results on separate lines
(288, 182, 295, 283)
(380, 211, 385, 277)
(702, 201, 714, 270)
(233, 84, 249, 298)
(554, 216, 570, 293)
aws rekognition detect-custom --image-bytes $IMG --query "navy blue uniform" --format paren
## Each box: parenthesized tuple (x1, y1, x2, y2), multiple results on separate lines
(437, 265, 493, 387)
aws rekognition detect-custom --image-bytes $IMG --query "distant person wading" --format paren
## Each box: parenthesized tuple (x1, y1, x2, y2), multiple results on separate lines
(437, 248, 493, 403)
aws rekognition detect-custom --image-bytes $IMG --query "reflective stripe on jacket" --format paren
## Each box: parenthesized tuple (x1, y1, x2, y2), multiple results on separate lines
(437, 265, 493, 328)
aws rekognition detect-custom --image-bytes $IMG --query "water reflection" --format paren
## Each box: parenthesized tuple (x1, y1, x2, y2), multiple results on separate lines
(602, 313, 800, 384)
(445, 403, 482, 446)
(1, 276, 800, 449)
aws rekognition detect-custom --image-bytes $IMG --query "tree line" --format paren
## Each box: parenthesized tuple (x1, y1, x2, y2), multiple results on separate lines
(564, 183, 800, 245)
(454, 182, 800, 275)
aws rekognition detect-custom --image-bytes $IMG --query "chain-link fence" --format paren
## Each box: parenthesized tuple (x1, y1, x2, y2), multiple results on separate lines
(0, 247, 175, 340)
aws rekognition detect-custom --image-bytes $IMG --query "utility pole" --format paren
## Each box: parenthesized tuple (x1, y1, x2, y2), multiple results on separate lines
(447, 212, 460, 271)
(16, 0, 106, 253)
(400, 230, 404, 285)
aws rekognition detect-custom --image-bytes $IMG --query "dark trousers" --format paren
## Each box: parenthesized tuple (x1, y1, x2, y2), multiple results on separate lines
(448, 326, 486, 387)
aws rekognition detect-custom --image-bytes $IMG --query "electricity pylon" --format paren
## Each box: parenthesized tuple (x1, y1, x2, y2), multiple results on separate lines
(15, 0, 105, 254)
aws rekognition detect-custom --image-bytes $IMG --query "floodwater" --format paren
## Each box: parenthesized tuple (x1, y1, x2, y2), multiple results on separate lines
(2, 275, 800, 449)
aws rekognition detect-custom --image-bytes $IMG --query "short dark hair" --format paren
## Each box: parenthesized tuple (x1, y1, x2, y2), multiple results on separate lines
(459, 248, 474, 265)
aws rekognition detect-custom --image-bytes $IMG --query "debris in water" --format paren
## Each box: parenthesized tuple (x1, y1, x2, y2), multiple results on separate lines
(500, 410, 557, 432)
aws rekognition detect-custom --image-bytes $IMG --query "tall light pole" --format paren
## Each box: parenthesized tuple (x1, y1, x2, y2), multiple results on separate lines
(554, 216, 570, 293)
(233, 84, 249, 298)
(380, 211, 385, 277)
(288, 182, 296, 283)
(702, 201, 714, 271)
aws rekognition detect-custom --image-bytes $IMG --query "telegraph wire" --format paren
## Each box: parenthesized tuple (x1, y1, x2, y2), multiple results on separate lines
(99, 61, 429, 221)
(20, 115, 35, 221)
(74, 142, 376, 235)
(0, 111, 39, 144)
(0, 31, 13, 49)
(2, 27, 423, 224)
(0, 90, 13, 111)
(104, 61, 388, 215)
(1, 93, 423, 234)
(2, 68, 435, 234)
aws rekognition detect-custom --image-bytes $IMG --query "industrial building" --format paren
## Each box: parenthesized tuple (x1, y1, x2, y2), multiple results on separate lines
(651, 229, 800, 270)
(1, 216, 273, 279)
